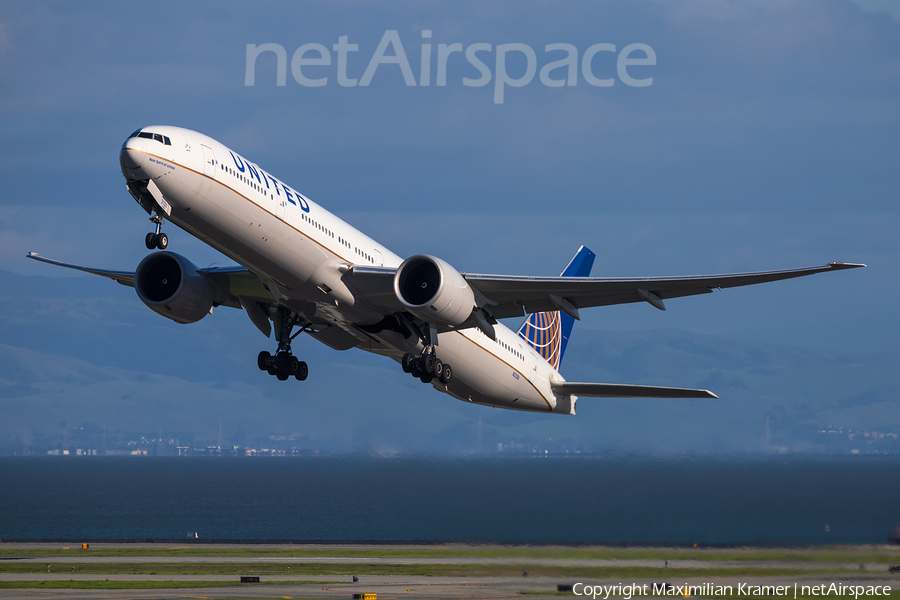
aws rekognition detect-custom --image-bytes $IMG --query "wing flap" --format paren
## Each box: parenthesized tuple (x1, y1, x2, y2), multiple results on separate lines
(202, 266, 273, 307)
(553, 381, 718, 399)
(343, 265, 400, 312)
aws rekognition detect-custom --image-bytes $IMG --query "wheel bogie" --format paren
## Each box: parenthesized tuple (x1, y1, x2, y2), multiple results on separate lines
(260, 350, 309, 382)
(403, 352, 452, 386)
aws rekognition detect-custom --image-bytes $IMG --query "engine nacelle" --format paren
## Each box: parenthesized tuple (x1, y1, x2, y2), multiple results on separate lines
(135, 252, 218, 324)
(393, 255, 475, 327)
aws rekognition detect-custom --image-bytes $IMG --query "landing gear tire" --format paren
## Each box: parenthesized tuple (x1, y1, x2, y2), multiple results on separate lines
(432, 358, 443, 378)
(294, 361, 308, 381)
(155, 232, 168, 249)
(439, 364, 452, 385)
(276, 371, 289, 381)
(401, 353, 415, 373)
(419, 373, 433, 384)
(422, 354, 436, 375)
(257, 351, 271, 371)
(145, 233, 156, 250)
(287, 355, 300, 375)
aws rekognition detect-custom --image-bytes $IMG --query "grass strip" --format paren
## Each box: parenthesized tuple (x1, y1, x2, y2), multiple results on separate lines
(0, 579, 329, 590)
(1, 546, 897, 563)
(0, 563, 856, 578)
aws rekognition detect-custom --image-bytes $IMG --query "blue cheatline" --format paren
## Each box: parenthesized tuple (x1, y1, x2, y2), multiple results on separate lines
(517, 246, 595, 370)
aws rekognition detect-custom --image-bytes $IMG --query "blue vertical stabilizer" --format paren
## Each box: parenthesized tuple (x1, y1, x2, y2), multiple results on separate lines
(517, 246, 595, 369)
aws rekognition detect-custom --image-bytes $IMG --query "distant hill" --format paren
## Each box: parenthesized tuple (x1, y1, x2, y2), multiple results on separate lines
(1, 269, 897, 455)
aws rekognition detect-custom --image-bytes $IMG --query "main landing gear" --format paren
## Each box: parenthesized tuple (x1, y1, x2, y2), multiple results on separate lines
(257, 308, 309, 382)
(258, 350, 308, 381)
(402, 351, 452, 385)
(401, 323, 452, 386)
(145, 212, 168, 250)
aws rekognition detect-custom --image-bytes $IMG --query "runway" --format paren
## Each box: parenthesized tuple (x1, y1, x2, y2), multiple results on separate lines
(0, 543, 896, 600)
(4, 554, 898, 572)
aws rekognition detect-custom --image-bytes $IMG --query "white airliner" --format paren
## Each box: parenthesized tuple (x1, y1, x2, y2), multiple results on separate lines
(28, 126, 864, 415)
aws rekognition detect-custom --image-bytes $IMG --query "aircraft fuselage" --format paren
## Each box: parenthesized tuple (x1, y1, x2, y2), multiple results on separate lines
(120, 126, 568, 414)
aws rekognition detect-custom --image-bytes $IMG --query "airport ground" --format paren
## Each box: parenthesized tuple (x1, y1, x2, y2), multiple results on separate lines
(0, 542, 898, 600)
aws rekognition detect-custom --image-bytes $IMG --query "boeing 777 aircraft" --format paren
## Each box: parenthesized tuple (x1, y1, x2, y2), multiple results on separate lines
(28, 126, 864, 415)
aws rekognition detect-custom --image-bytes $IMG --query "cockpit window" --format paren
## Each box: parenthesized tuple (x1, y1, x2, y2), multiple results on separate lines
(132, 130, 172, 145)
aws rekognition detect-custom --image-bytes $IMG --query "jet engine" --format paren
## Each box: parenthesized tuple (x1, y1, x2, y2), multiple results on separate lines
(393, 255, 475, 327)
(135, 252, 219, 324)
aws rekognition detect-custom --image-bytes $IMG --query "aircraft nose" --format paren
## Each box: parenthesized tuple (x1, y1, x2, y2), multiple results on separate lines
(120, 137, 147, 175)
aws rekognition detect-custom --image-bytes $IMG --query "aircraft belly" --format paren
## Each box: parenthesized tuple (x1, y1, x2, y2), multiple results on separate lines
(434, 332, 553, 412)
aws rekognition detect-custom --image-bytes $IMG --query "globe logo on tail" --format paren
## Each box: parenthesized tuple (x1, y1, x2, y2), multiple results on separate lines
(517, 246, 595, 371)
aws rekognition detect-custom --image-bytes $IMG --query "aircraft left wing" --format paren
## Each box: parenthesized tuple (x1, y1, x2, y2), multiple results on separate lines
(27, 253, 368, 344)
(27, 253, 136, 286)
(348, 261, 865, 320)
(25, 253, 273, 310)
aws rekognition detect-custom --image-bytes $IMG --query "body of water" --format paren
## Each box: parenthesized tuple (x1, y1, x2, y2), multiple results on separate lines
(1, 456, 898, 545)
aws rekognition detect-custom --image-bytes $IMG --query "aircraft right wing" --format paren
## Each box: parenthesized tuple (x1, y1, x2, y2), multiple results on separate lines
(461, 261, 866, 319)
(348, 260, 865, 321)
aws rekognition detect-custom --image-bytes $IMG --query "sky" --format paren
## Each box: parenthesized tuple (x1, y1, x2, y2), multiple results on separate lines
(0, 1, 897, 450)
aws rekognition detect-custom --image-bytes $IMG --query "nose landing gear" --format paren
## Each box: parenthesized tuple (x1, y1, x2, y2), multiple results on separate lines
(145, 212, 168, 250)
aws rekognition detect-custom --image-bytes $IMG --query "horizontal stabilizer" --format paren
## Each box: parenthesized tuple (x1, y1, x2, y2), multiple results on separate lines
(552, 381, 718, 399)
